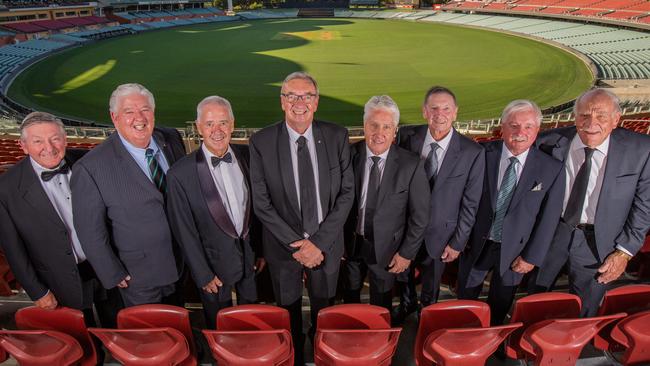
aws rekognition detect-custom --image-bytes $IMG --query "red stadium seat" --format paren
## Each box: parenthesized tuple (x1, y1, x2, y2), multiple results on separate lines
(202, 329, 293, 366)
(89, 327, 190, 366)
(415, 300, 490, 366)
(505, 293, 582, 359)
(117, 304, 197, 366)
(594, 284, 650, 351)
(610, 310, 650, 366)
(15, 306, 98, 366)
(0, 329, 83, 366)
(422, 323, 522, 366)
(520, 313, 627, 366)
(216, 304, 291, 331)
(314, 304, 401, 366)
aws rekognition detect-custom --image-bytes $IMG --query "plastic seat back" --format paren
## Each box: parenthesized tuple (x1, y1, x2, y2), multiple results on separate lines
(415, 300, 490, 366)
(15, 306, 97, 366)
(520, 313, 627, 366)
(117, 304, 196, 366)
(506, 293, 582, 359)
(217, 304, 291, 331)
(317, 304, 390, 330)
(422, 323, 522, 366)
(314, 328, 401, 366)
(610, 310, 650, 366)
(88, 327, 190, 366)
(0, 329, 83, 366)
(203, 329, 293, 366)
(595, 285, 650, 351)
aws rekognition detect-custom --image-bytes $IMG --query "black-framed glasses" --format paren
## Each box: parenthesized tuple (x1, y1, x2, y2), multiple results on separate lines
(281, 93, 317, 103)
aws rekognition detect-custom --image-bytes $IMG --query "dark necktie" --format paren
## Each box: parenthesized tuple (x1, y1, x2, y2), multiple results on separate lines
(41, 162, 70, 182)
(563, 147, 595, 227)
(489, 156, 518, 242)
(297, 136, 318, 236)
(363, 156, 381, 241)
(145, 148, 166, 194)
(211, 152, 232, 167)
(425, 142, 440, 190)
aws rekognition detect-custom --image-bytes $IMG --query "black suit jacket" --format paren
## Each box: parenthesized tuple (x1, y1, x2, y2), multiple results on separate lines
(0, 149, 89, 308)
(71, 127, 186, 289)
(345, 142, 429, 267)
(536, 126, 650, 260)
(166, 144, 261, 288)
(397, 126, 485, 258)
(465, 141, 565, 286)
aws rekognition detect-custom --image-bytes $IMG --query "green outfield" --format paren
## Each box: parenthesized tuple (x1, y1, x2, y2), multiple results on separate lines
(8, 18, 593, 127)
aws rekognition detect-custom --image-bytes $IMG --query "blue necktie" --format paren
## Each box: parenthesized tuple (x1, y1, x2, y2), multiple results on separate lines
(145, 148, 166, 194)
(489, 156, 518, 242)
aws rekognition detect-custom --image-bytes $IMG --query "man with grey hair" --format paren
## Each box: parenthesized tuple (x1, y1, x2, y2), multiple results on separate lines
(343, 95, 429, 311)
(458, 99, 565, 325)
(166, 96, 264, 328)
(249, 72, 354, 364)
(0, 111, 119, 327)
(533, 88, 650, 316)
(71, 83, 186, 307)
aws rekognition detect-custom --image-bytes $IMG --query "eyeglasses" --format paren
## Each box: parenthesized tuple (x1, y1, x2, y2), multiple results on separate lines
(281, 93, 317, 104)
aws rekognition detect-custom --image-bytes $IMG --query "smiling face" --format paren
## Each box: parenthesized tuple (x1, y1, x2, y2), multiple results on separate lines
(364, 108, 397, 156)
(422, 92, 458, 139)
(197, 103, 234, 157)
(281, 78, 319, 132)
(111, 93, 155, 149)
(20, 122, 67, 169)
(501, 109, 540, 156)
(575, 93, 619, 148)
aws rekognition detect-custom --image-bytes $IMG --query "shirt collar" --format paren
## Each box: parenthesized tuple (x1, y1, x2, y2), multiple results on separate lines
(118, 133, 159, 157)
(571, 134, 610, 157)
(501, 143, 529, 167)
(424, 127, 454, 152)
(286, 122, 314, 144)
(201, 143, 236, 168)
(30, 156, 66, 175)
(365, 144, 390, 161)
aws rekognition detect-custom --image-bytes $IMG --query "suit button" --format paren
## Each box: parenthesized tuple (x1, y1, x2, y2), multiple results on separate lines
(66, 250, 72, 255)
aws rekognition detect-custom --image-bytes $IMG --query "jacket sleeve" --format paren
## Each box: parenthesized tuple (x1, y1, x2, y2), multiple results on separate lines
(449, 147, 485, 252)
(398, 159, 430, 260)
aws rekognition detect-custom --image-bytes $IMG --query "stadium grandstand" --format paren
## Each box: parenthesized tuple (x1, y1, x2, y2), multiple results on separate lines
(0, 0, 649, 364)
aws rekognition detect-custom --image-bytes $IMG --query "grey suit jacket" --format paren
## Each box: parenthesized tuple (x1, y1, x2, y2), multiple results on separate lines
(71, 128, 186, 289)
(397, 126, 485, 258)
(537, 126, 650, 260)
(345, 142, 430, 267)
(465, 141, 565, 286)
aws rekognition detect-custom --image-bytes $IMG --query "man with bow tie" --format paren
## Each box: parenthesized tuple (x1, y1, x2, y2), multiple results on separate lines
(166, 96, 264, 328)
(457, 100, 565, 325)
(0, 112, 119, 326)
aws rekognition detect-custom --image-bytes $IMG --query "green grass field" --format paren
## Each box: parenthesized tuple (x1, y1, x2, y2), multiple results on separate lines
(8, 18, 593, 127)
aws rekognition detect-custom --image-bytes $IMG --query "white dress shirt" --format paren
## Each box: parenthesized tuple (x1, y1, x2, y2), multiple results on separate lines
(358, 145, 390, 235)
(31, 157, 86, 264)
(202, 144, 248, 236)
(497, 145, 529, 188)
(420, 128, 454, 173)
(286, 123, 324, 227)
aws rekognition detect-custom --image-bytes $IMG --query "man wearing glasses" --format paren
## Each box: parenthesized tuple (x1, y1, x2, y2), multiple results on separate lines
(249, 72, 354, 365)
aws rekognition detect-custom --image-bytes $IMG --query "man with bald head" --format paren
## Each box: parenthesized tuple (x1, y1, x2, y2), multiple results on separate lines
(458, 100, 565, 325)
(533, 89, 650, 316)
(71, 83, 186, 307)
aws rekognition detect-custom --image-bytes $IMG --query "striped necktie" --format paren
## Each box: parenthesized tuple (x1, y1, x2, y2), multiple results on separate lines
(145, 148, 166, 194)
(489, 156, 518, 242)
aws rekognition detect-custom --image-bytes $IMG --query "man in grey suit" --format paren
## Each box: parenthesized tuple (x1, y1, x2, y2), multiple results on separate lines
(458, 100, 565, 325)
(343, 95, 430, 311)
(249, 72, 354, 365)
(394, 86, 485, 322)
(533, 89, 650, 316)
(71, 83, 186, 307)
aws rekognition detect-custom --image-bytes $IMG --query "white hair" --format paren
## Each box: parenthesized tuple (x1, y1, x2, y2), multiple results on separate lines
(573, 88, 622, 115)
(363, 95, 400, 127)
(109, 83, 155, 113)
(501, 99, 542, 126)
(281, 71, 319, 95)
(196, 95, 234, 121)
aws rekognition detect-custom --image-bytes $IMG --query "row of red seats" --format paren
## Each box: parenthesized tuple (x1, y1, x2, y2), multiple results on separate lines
(0, 284, 648, 365)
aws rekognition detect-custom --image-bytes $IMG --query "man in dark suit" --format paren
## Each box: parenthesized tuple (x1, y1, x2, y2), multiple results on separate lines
(343, 95, 429, 311)
(533, 89, 650, 317)
(249, 72, 354, 364)
(394, 86, 485, 322)
(458, 100, 565, 325)
(166, 96, 264, 328)
(71, 83, 186, 307)
(0, 112, 119, 326)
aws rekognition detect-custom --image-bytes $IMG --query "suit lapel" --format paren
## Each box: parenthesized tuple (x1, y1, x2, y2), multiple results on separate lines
(485, 142, 502, 211)
(231, 145, 251, 238)
(313, 122, 330, 216)
(509, 148, 539, 211)
(152, 129, 175, 166)
(354, 142, 366, 200)
(111, 134, 162, 199)
(434, 130, 460, 191)
(278, 123, 301, 221)
(377, 145, 398, 206)
(410, 125, 427, 154)
(18, 159, 66, 229)
(195, 149, 238, 239)
(594, 130, 624, 227)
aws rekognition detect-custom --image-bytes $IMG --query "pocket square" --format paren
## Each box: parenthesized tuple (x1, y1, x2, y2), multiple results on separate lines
(531, 182, 543, 191)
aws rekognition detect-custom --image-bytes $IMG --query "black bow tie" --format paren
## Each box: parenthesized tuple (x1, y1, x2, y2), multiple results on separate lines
(211, 152, 232, 167)
(41, 162, 70, 182)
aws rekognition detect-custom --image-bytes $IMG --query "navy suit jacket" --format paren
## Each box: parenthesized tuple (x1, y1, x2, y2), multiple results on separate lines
(465, 141, 565, 285)
(397, 126, 485, 258)
(71, 128, 186, 289)
(536, 126, 650, 260)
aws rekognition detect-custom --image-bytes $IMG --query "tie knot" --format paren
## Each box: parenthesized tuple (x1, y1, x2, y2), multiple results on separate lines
(297, 136, 307, 147)
(508, 156, 518, 165)
(584, 147, 595, 160)
(145, 148, 154, 158)
(370, 156, 381, 165)
(211, 152, 232, 167)
(430, 142, 440, 152)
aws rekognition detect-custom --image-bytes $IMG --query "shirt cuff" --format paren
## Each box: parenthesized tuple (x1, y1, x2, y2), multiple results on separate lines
(36, 289, 50, 301)
(615, 245, 634, 257)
